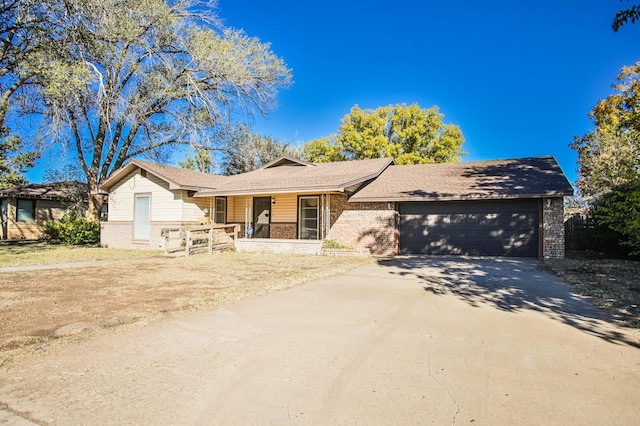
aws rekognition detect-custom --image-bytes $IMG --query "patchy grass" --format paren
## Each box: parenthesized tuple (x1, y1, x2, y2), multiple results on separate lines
(0, 251, 373, 366)
(541, 254, 640, 329)
(0, 241, 163, 267)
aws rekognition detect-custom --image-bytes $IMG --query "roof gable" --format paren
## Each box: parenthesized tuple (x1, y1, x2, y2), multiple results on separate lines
(260, 156, 315, 169)
(100, 160, 228, 192)
(196, 157, 394, 196)
(350, 156, 574, 202)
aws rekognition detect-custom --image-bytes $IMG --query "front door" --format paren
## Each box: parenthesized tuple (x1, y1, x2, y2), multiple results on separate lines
(0, 199, 7, 239)
(134, 194, 150, 240)
(253, 197, 271, 238)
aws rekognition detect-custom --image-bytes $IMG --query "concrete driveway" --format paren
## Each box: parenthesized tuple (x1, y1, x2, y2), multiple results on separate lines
(1, 256, 639, 425)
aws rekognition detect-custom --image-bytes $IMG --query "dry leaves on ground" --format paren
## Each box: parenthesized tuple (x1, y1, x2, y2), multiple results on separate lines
(541, 255, 640, 329)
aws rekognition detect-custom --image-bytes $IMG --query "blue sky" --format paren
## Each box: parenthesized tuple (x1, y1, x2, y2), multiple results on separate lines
(27, 1, 640, 184)
(214, 0, 640, 184)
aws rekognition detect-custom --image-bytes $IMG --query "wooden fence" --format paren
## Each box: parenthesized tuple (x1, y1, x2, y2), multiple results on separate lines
(160, 223, 240, 256)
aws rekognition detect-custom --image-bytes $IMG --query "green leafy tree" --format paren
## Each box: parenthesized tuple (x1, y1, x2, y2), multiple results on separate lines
(12, 0, 291, 219)
(179, 148, 215, 174)
(302, 103, 465, 164)
(593, 180, 640, 255)
(591, 61, 640, 134)
(222, 124, 298, 175)
(570, 129, 640, 196)
(301, 135, 346, 163)
(572, 63, 640, 196)
(0, 109, 37, 188)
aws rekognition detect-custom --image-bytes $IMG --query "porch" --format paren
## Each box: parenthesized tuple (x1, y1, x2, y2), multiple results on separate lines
(235, 238, 324, 255)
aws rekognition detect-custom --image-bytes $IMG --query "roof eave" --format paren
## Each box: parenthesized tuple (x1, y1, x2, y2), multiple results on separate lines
(350, 191, 574, 203)
(195, 186, 347, 197)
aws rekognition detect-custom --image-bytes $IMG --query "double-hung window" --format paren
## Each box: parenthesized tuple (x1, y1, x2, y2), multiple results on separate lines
(16, 199, 36, 222)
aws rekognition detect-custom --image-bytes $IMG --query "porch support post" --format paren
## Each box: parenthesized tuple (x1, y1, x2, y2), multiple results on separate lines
(326, 193, 331, 239)
(320, 193, 325, 240)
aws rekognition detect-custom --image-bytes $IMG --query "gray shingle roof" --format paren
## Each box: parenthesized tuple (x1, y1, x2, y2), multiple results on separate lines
(349, 156, 574, 202)
(0, 182, 87, 200)
(100, 160, 229, 192)
(196, 157, 394, 196)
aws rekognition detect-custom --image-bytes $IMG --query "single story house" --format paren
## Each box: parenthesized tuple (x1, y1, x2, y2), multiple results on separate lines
(99, 155, 573, 258)
(0, 182, 87, 240)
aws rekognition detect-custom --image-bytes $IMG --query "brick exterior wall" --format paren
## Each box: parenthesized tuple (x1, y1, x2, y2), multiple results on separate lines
(542, 197, 565, 259)
(328, 194, 396, 256)
(101, 221, 194, 249)
(270, 222, 297, 239)
(236, 239, 323, 255)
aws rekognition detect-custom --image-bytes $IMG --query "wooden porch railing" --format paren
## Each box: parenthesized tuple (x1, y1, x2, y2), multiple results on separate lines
(160, 223, 240, 256)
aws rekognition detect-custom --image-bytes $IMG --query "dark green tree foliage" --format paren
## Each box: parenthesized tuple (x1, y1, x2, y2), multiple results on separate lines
(0, 118, 37, 188)
(613, 2, 640, 31)
(44, 212, 100, 245)
(593, 180, 640, 256)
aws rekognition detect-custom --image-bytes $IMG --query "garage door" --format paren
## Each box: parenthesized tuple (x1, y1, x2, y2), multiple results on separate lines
(399, 200, 539, 257)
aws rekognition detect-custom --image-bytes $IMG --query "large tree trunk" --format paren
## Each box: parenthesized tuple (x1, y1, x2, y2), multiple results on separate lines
(87, 192, 103, 220)
(86, 174, 103, 220)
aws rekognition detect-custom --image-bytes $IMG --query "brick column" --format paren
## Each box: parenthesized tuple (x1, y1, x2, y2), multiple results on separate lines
(542, 197, 565, 259)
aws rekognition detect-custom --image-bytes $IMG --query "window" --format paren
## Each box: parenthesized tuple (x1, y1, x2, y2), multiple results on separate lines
(133, 194, 150, 240)
(299, 196, 319, 240)
(214, 197, 227, 224)
(17, 199, 36, 222)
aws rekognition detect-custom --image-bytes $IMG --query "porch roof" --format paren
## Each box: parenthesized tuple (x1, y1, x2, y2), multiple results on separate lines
(195, 157, 394, 197)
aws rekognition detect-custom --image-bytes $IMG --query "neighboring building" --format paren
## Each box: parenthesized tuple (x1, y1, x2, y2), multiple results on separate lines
(0, 182, 87, 240)
(99, 156, 574, 258)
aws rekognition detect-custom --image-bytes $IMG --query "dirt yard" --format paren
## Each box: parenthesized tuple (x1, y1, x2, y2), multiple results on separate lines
(0, 249, 372, 366)
(541, 254, 640, 329)
(2, 243, 638, 368)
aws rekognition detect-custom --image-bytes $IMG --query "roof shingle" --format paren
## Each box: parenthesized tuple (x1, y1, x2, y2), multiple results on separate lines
(100, 160, 229, 192)
(349, 156, 574, 202)
(0, 182, 87, 200)
(196, 157, 393, 196)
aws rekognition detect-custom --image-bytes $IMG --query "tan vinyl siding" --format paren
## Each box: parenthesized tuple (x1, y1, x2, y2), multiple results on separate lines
(271, 193, 297, 222)
(228, 195, 249, 223)
(225, 194, 297, 224)
(108, 170, 185, 222)
(227, 197, 235, 222)
(182, 194, 211, 222)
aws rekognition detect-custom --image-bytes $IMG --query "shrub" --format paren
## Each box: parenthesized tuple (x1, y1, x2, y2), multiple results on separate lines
(322, 239, 351, 249)
(44, 212, 100, 245)
(593, 180, 640, 256)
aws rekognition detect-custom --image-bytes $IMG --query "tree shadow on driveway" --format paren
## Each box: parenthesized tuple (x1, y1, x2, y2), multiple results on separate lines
(377, 256, 640, 349)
